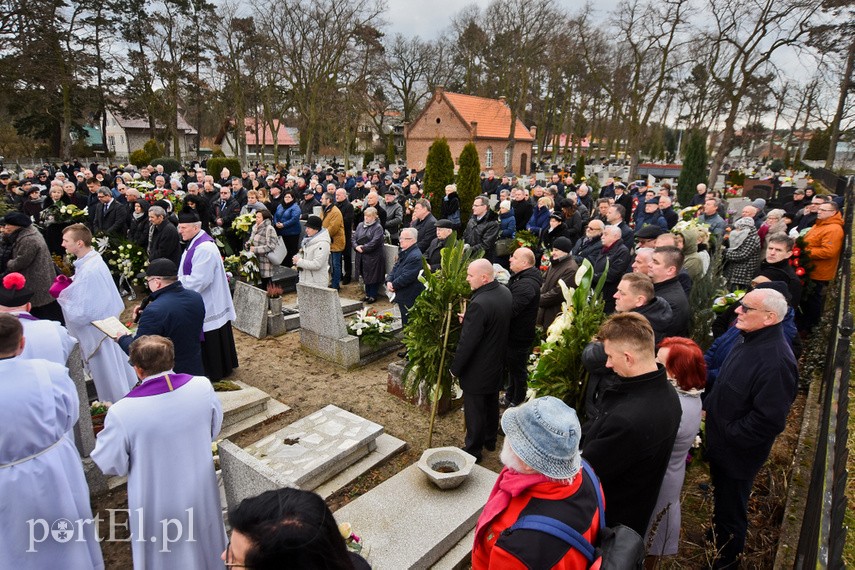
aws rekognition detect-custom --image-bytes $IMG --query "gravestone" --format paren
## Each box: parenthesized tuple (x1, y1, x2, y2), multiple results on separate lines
(270, 266, 299, 293)
(333, 462, 498, 569)
(297, 283, 360, 367)
(726, 197, 752, 218)
(232, 281, 268, 339)
(282, 296, 364, 331)
(220, 405, 405, 511)
(382, 244, 398, 299)
(68, 346, 109, 495)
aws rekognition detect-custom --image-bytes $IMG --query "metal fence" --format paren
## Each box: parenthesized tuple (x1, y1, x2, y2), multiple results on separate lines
(794, 174, 853, 569)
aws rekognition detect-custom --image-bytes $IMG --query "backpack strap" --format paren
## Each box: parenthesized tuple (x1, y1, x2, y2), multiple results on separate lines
(581, 459, 606, 530)
(509, 514, 596, 563)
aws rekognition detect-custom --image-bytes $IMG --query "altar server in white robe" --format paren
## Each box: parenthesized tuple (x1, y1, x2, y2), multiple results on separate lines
(0, 272, 77, 364)
(55, 224, 135, 403)
(0, 315, 104, 569)
(91, 335, 226, 569)
(176, 211, 238, 381)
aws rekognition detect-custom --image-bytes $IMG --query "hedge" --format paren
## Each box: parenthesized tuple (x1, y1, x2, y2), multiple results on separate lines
(206, 157, 242, 180)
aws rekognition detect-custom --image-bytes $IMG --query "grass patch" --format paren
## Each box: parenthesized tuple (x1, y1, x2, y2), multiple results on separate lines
(842, 230, 855, 567)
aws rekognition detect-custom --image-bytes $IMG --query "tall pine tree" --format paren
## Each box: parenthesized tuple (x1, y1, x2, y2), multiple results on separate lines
(457, 143, 481, 228)
(422, 137, 455, 215)
(575, 154, 586, 181)
(678, 130, 707, 206)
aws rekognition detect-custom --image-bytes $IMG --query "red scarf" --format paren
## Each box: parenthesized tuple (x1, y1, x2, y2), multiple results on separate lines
(474, 466, 550, 543)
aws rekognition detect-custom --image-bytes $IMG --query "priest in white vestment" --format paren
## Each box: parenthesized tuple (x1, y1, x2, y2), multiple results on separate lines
(55, 224, 135, 403)
(91, 335, 226, 569)
(0, 272, 77, 364)
(0, 315, 104, 569)
(176, 211, 238, 380)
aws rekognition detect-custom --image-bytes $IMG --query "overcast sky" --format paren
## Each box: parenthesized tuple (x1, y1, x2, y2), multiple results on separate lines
(384, 0, 621, 40)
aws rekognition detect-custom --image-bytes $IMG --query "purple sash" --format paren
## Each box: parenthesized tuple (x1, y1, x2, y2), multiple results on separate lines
(125, 373, 193, 398)
(182, 232, 215, 276)
(16, 313, 39, 321)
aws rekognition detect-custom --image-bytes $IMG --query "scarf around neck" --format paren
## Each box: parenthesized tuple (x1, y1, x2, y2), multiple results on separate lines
(474, 466, 551, 543)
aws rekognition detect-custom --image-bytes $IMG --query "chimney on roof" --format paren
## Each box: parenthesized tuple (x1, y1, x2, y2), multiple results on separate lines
(498, 96, 507, 106)
(529, 125, 537, 138)
(470, 121, 478, 138)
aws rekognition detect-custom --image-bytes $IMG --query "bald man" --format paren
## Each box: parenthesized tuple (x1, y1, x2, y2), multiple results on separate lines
(504, 248, 542, 407)
(450, 259, 513, 462)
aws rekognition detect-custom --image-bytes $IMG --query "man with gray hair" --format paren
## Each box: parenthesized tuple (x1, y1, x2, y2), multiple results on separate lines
(147, 205, 181, 266)
(703, 288, 797, 568)
(592, 224, 631, 313)
(385, 227, 424, 328)
(93, 186, 128, 236)
(472, 397, 603, 568)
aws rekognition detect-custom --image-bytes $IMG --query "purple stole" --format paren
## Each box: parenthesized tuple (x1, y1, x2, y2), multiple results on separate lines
(182, 232, 215, 276)
(126, 373, 193, 398)
(16, 313, 39, 321)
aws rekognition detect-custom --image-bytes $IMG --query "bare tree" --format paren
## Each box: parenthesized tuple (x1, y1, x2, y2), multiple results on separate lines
(576, 0, 690, 178)
(264, 0, 386, 162)
(704, 0, 817, 188)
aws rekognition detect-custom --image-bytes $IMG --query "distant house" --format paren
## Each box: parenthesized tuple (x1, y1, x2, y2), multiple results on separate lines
(405, 87, 535, 175)
(357, 110, 405, 156)
(104, 109, 198, 158)
(216, 118, 298, 160)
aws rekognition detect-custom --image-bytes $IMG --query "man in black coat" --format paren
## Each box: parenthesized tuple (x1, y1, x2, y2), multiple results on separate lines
(410, 198, 437, 253)
(703, 289, 797, 569)
(116, 259, 206, 376)
(450, 259, 512, 462)
(511, 188, 533, 232)
(581, 313, 681, 536)
(613, 272, 673, 345)
(572, 219, 604, 265)
(425, 220, 455, 271)
(648, 246, 690, 337)
(606, 204, 634, 250)
(463, 196, 500, 262)
(503, 247, 542, 407)
(385, 228, 424, 327)
(146, 206, 182, 266)
(758, 233, 802, 307)
(93, 187, 128, 236)
(592, 225, 632, 313)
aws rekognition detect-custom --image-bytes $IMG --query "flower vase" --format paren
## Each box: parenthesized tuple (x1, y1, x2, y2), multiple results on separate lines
(268, 296, 283, 315)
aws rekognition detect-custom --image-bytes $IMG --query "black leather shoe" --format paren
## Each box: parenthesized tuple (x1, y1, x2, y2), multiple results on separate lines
(364, 297, 376, 304)
(484, 441, 496, 452)
(342, 277, 352, 285)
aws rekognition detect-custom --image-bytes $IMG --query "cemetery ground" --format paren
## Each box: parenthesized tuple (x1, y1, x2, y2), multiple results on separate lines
(91, 281, 806, 569)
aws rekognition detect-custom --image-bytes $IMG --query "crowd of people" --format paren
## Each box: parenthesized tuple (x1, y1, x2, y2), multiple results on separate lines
(0, 158, 847, 569)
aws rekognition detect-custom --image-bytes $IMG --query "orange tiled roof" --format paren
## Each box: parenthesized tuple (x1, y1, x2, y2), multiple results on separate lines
(443, 92, 534, 142)
(243, 118, 296, 146)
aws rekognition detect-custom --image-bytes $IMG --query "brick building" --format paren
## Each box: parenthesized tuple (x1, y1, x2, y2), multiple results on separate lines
(405, 88, 535, 175)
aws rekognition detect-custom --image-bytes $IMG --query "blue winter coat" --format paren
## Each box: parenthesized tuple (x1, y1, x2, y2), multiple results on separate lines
(634, 211, 668, 232)
(118, 281, 205, 375)
(526, 206, 551, 234)
(275, 201, 302, 236)
(387, 245, 425, 308)
(499, 210, 516, 238)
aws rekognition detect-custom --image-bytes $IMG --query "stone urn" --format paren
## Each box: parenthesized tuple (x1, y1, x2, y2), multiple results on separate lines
(417, 447, 476, 490)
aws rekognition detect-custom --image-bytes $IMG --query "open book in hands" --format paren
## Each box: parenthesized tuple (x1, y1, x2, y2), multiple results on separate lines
(91, 317, 132, 339)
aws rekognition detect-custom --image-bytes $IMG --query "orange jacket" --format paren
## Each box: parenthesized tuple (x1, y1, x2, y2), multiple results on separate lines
(803, 212, 844, 281)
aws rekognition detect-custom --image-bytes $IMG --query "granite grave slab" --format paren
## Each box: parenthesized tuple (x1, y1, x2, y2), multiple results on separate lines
(333, 462, 498, 569)
(232, 281, 268, 339)
(297, 283, 360, 367)
(220, 405, 390, 512)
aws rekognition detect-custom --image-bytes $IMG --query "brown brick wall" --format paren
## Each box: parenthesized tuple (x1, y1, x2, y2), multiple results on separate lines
(406, 96, 531, 175)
